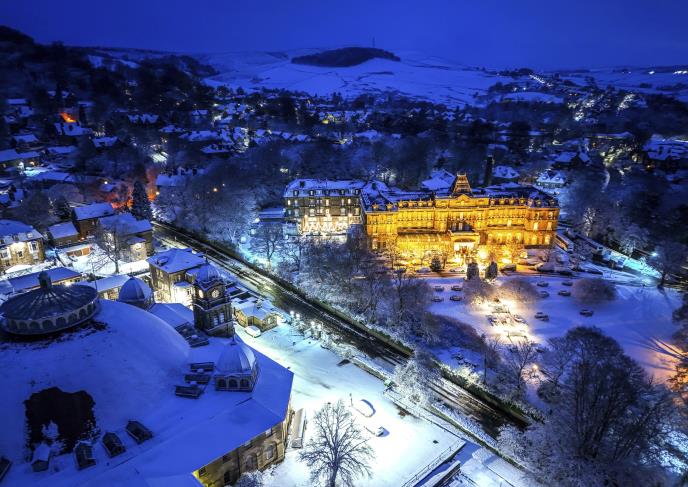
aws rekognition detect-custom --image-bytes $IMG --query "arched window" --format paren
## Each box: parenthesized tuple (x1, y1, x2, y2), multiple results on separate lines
(42, 320, 52, 330)
(79, 308, 87, 318)
(217, 378, 226, 390)
(29, 321, 40, 331)
(240, 379, 249, 389)
(57, 317, 67, 328)
(228, 379, 238, 389)
(69, 314, 77, 323)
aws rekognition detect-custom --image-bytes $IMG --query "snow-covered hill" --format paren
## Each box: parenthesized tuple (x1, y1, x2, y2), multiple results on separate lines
(200, 50, 515, 107)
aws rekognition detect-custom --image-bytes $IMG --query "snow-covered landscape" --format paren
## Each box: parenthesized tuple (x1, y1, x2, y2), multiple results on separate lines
(0, 3, 687, 487)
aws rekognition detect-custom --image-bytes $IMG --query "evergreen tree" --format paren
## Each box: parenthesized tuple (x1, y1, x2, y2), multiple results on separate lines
(130, 180, 152, 221)
(53, 195, 71, 220)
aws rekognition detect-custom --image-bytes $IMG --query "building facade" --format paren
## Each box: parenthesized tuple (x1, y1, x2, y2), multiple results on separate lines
(283, 179, 387, 235)
(147, 248, 206, 306)
(0, 219, 45, 273)
(362, 174, 559, 263)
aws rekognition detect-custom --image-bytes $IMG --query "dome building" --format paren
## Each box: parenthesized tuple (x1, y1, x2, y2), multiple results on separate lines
(0, 271, 99, 335)
(117, 276, 154, 309)
(214, 336, 259, 392)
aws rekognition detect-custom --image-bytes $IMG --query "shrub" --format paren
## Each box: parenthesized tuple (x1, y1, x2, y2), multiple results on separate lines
(463, 278, 496, 305)
(498, 278, 540, 303)
(572, 278, 616, 303)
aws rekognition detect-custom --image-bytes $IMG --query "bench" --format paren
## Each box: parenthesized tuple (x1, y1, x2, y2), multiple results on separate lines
(126, 420, 153, 444)
(102, 432, 126, 458)
(175, 385, 203, 399)
(185, 373, 211, 385)
(189, 362, 214, 372)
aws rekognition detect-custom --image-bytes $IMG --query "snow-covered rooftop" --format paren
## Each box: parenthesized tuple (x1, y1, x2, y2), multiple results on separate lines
(492, 165, 520, 180)
(147, 248, 205, 274)
(99, 213, 152, 235)
(47, 222, 78, 240)
(73, 203, 115, 221)
(7, 267, 82, 294)
(0, 219, 43, 243)
(0, 300, 293, 487)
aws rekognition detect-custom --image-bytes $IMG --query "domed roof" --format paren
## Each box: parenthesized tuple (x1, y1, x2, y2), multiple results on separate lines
(0, 275, 98, 322)
(216, 337, 257, 376)
(118, 276, 152, 304)
(196, 263, 221, 285)
(0, 300, 189, 458)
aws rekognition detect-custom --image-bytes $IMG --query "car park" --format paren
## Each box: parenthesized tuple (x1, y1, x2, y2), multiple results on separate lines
(451, 285, 463, 291)
(539, 290, 550, 298)
(433, 285, 444, 292)
(450, 295, 462, 302)
(558, 290, 571, 297)
(431, 296, 443, 302)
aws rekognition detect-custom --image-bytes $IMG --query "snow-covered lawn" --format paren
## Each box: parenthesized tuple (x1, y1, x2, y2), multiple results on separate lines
(426, 274, 682, 382)
(234, 324, 459, 487)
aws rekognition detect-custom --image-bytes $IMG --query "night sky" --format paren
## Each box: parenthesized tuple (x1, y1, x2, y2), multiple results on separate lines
(1, 0, 687, 69)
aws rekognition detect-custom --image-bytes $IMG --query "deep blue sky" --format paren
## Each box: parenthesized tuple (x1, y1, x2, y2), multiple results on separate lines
(2, 0, 686, 69)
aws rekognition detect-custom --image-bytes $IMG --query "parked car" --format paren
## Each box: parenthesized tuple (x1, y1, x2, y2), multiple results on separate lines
(354, 399, 375, 417)
(558, 290, 571, 297)
(431, 296, 444, 303)
(451, 285, 463, 291)
(434, 285, 444, 292)
(450, 295, 462, 302)
(365, 424, 385, 436)
(245, 325, 262, 338)
(513, 315, 526, 324)
(501, 263, 516, 271)
(417, 267, 431, 274)
(580, 309, 594, 317)
(539, 290, 550, 298)
(536, 281, 549, 287)
(535, 311, 549, 321)
(562, 280, 573, 286)
(448, 268, 461, 273)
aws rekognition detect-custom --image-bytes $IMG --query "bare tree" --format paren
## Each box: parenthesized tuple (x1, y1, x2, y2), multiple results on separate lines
(650, 240, 687, 287)
(572, 277, 616, 303)
(392, 350, 440, 406)
(480, 334, 502, 386)
(94, 220, 129, 274)
(251, 224, 283, 269)
(508, 340, 539, 394)
(299, 400, 374, 487)
(499, 327, 678, 486)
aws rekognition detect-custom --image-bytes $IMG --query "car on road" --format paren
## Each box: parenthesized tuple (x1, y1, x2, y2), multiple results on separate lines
(513, 315, 526, 324)
(536, 281, 549, 287)
(450, 295, 462, 302)
(451, 285, 463, 291)
(245, 325, 262, 338)
(431, 296, 444, 302)
(417, 267, 431, 274)
(539, 290, 550, 298)
(501, 263, 517, 271)
(434, 285, 444, 292)
(354, 399, 375, 417)
(558, 290, 571, 297)
(580, 309, 594, 317)
(365, 424, 385, 437)
(535, 311, 549, 321)
(448, 268, 461, 273)
(562, 280, 573, 286)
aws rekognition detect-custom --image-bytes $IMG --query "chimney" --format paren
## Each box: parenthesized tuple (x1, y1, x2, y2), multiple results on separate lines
(483, 155, 494, 187)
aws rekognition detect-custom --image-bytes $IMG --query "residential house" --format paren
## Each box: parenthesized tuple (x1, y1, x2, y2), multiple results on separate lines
(0, 220, 44, 274)
(147, 248, 206, 306)
(72, 202, 116, 238)
(98, 212, 154, 261)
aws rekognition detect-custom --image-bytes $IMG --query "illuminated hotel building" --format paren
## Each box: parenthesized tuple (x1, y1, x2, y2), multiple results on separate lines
(285, 174, 559, 261)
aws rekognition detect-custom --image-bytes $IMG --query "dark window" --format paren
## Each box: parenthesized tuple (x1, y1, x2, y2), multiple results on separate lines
(198, 467, 206, 477)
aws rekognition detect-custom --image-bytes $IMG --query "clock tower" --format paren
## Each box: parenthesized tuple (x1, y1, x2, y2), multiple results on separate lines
(192, 263, 234, 337)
